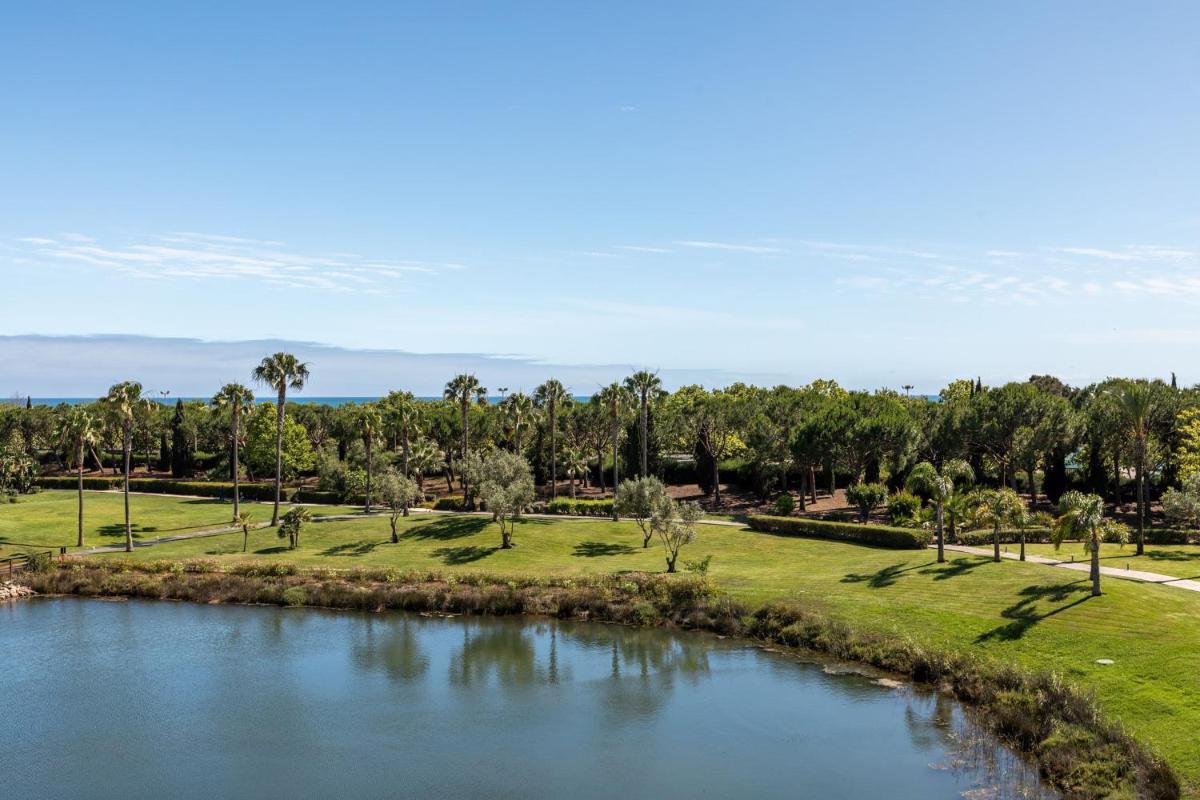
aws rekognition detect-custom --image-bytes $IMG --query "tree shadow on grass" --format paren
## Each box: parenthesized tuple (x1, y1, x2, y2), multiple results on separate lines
(1144, 549, 1200, 563)
(320, 540, 384, 557)
(98, 523, 156, 539)
(251, 545, 292, 555)
(573, 541, 637, 558)
(403, 517, 490, 541)
(975, 582, 1092, 643)
(918, 556, 991, 581)
(433, 545, 496, 565)
(841, 562, 930, 588)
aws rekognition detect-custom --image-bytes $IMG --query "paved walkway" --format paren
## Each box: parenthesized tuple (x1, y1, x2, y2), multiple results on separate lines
(940, 544, 1200, 593)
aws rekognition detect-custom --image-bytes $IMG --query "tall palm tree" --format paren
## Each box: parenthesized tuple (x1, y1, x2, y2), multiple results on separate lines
(624, 370, 661, 478)
(1053, 491, 1114, 597)
(383, 390, 421, 478)
(211, 383, 255, 521)
(101, 381, 149, 552)
(534, 379, 570, 499)
(906, 459, 973, 564)
(596, 383, 631, 521)
(563, 448, 588, 499)
(500, 392, 537, 455)
(359, 403, 383, 513)
(444, 374, 487, 504)
(969, 487, 1026, 563)
(57, 407, 99, 548)
(252, 353, 310, 525)
(1111, 381, 1154, 555)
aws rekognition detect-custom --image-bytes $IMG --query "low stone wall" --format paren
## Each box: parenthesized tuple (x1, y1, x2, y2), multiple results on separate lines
(0, 581, 35, 601)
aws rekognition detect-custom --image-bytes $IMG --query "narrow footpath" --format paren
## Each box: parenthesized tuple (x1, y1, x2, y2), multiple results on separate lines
(939, 543, 1200, 593)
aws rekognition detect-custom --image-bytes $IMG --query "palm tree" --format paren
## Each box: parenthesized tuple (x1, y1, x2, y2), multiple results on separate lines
(596, 383, 632, 521)
(624, 370, 661, 478)
(359, 403, 383, 513)
(1053, 491, 1121, 597)
(906, 459, 973, 564)
(500, 392, 537, 455)
(383, 391, 421, 479)
(101, 381, 150, 552)
(1111, 381, 1154, 555)
(234, 510, 254, 553)
(252, 353, 310, 526)
(57, 407, 99, 548)
(534, 379, 570, 499)
(563, 448, 588, 499)
(407, 438, 443, 494)
(211, 383, 255, 521)
(443, 373, 487, 503)
(969, 487, 1026, 562)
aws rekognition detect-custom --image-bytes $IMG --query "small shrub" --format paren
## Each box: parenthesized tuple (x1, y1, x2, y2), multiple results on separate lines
(683, 554, 714, 578)
(886, 490, 921, 523)
(747, 515, 931, 549)
(23, 550, 53, 573)
(771, 494, 795, 516)
(545, 498, 614, 517)
(281, 586, 308, 607)
(846, 482, 888, 522)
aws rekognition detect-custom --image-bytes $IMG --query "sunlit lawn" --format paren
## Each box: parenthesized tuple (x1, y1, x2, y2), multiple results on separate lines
(1020, 541, 1200, 581)
(92, 507, 1200, 791)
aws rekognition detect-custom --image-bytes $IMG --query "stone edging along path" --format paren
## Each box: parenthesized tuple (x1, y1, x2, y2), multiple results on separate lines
(940, 543, 1200, 593)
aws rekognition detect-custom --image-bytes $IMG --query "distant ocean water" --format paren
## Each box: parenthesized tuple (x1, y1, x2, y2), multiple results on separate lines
(14, 396, 594, 407)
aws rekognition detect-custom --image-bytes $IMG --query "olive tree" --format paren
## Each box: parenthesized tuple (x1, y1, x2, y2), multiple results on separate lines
(469, 450, 536, 549)
(378, 468, 423, 542)
(614, 476, 669, 548)
(651, 494, 704, 573)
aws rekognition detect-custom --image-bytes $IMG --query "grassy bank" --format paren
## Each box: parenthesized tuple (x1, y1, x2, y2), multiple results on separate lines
(20, 560, 1177, 799)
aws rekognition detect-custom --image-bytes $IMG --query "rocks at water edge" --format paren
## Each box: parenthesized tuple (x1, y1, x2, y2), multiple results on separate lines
(0, 581, 35, 601)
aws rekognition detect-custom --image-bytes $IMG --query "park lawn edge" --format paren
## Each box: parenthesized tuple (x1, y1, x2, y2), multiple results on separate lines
(18, 560, 1179, 800)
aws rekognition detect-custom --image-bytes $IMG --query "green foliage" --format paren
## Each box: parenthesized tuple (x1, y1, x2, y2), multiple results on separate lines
(0, 450, 37, 496)
(771, 493, 795, 516)
(466, 450, 536, 548)
(34, 476, 290, 502)
(277, 505, 312, 549)
(747, 515, 931, 549)
(545, 498, 614, 517)
(244, 403, 315, 480)
(1162, 473, 1200, 528)
(846, 482, 888, 522)
(885, 489, 921, 523)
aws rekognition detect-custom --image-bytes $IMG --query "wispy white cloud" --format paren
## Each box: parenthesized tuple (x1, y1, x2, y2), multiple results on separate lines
(5, 232, 466, 294)
(616, 245, 671, 254)
(673, 240, 783, 254)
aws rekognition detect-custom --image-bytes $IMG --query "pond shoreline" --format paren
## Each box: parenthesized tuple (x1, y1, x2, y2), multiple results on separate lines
(17, 561, 1179, 800)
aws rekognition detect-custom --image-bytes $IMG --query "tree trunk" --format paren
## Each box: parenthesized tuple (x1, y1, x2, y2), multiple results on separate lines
(1090, 532, 1102, 596)
(666, 554, 677, 573)
(243, 528, 248, 553)
(550, 404, 557, 500)
(640, 393, 648, 477)
(501, 527, 513, 549)
(810, 466, 818, 505)
(77, 452, 85, 548)
(1112, 452, 1121, 506)
(935, 502, 944, 563)
(610, 418, 619, 522)
(390, 517, 399, 544)
(992, 524, 1000, 562)
(1135, 439, 1146, 556)
(1027, 467, 1037, 510)
(797, 466, 807, 511)
(272, 388, 285, 526)
(232, 406, 241, 521)
(712, 447, 722, 508)
(595, 450, 606, 494)
(1020, 531, 1026, 561)
(365, 439, 373, 513)
(123, 423, 133, 553)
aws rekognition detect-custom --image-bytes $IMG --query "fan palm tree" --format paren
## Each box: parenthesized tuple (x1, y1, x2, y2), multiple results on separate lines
(534, 379, 570, 499)
(906, 458, 973, 564)
(1053, 491, 1119, 597)
(234, 510, 254, 553)
(443, 373, 487, 503)
(211, 383, 255, 521)
(596, 383, 632, 521)
(252, 353, 310, 525)
(57, 407, 100, 547)
(969, 487, 1026, 562)
(383, 390, 421, 478)
(1110, 380, 1154, 555)
(407, 438, 443, 494)
(100, 381, 150, 552)
(359, 403, 384, 513)
(624, 370, 661, 478)
(500, 392, 537, 455)
(563, 448, 588, 499)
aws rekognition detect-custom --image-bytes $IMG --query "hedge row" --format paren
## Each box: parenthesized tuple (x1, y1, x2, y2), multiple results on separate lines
(543, 498, 614, 517)
(955, 527, 1197, 546)
(747, 515, 931, 549)
(34, 476, 323, 504)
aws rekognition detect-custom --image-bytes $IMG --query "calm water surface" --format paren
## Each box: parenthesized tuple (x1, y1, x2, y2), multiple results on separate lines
(2, 599, 1054, 799)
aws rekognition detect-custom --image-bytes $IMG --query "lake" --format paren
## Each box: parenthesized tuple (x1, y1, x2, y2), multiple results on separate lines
(1, 599, 1054, 799)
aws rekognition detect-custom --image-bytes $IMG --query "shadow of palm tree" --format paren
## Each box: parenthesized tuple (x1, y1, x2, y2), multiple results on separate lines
(1144, 550, 1200, 563)
(975, 582, 1092, 642)
(98, 523, 157, 539)
(252, 545, 292, 555)
(433, 545, 496, 565)
(321, 540, 384, 557)
(573, 541, 637, 558)
(841, 561, 929, 588)
(403, 517, 490, 541)
(918, 556, 990, 581)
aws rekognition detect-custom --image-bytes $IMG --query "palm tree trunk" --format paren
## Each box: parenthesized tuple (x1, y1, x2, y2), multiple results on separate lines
(1090, 532, 1102, 596)
(1135, 440, 1146, 556)
(77, 448, 85, 548)
(123, 423, 133, 553)
(935, 502, 944, 563)
(272, 388, 285, 526)
(712, 453, 722, 508)
(365, 439, 373, 513)
(1020, 531, 1026, 561)
(610, 417, 619, 521)
(550, 404, 558, 500)
(402, 428, 410, 477)
(1027, 467, 1037, 509)
(992, 523, 1000, 562)
(640, 392, 648, 477)
(231, 406, 241, 521)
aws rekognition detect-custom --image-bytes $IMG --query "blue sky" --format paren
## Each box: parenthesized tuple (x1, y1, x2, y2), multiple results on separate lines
(2, 1, 1198, 394)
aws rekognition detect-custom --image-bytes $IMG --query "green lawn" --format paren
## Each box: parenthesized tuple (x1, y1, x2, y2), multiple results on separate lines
(1021, 541, 1200, 581)
(11, 491, 1200, 794)
(0, 490, 363, 559)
